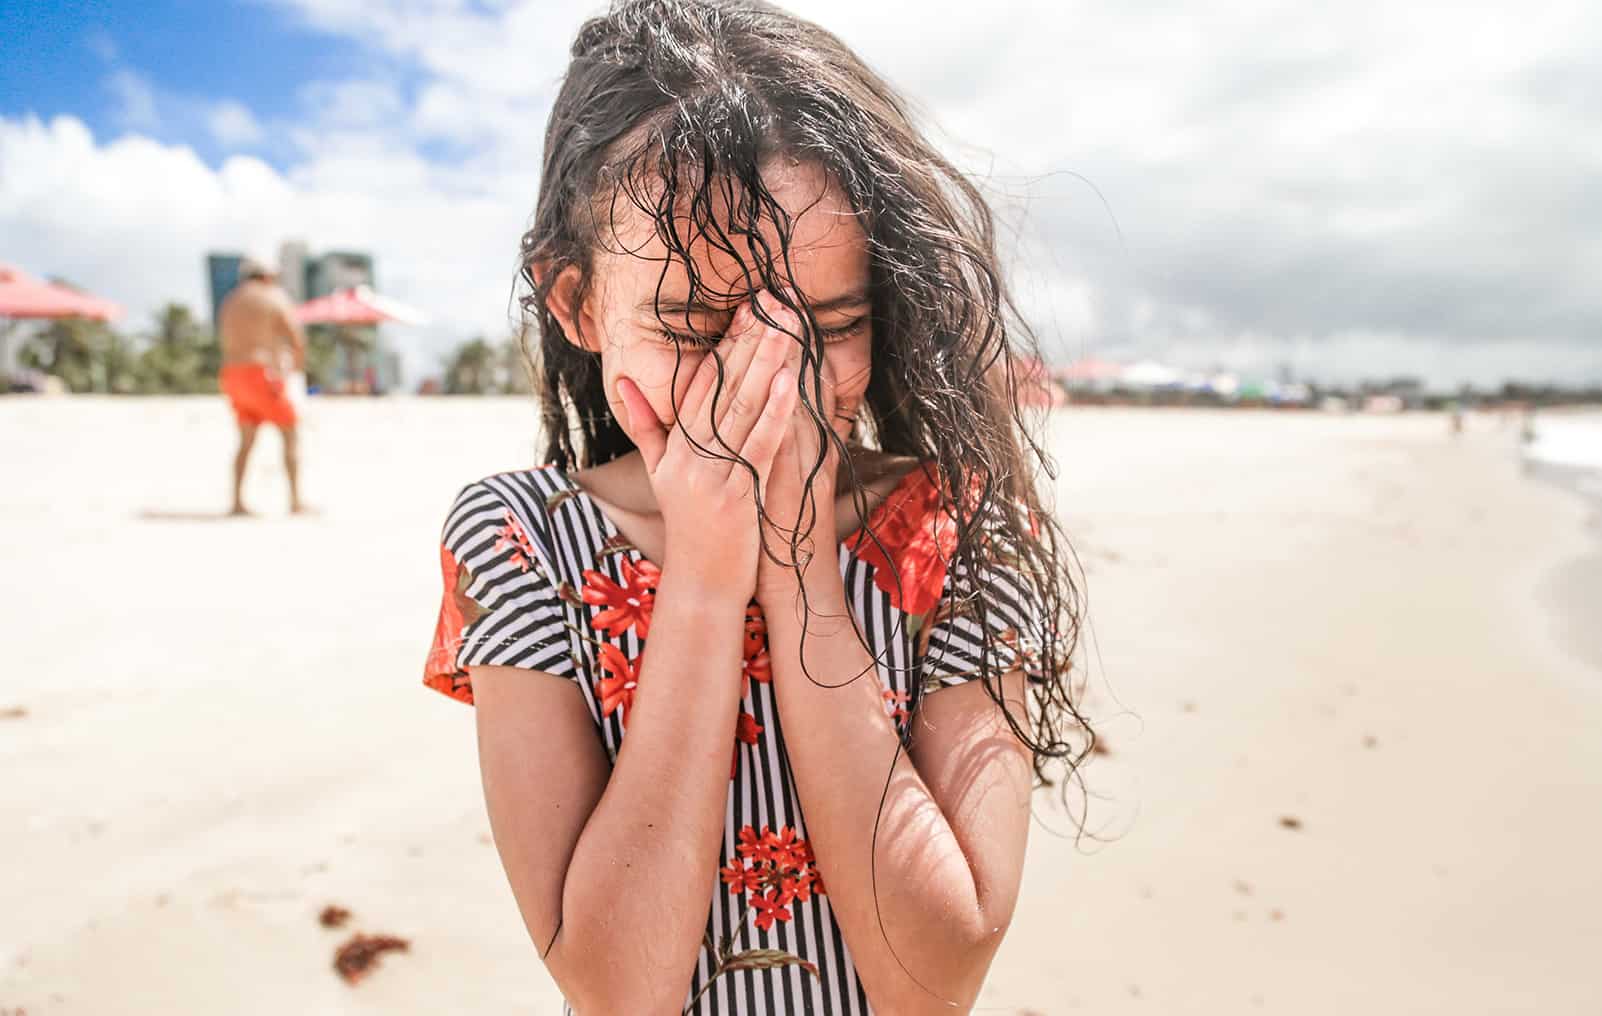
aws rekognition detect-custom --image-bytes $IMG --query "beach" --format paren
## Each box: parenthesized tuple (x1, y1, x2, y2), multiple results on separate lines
(2, 398, 1599, 1015)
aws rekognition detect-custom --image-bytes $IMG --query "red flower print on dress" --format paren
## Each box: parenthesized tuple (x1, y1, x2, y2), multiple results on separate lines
(883, 688, 911, 725)
(845, 468, 958, 616)
(720, 861, 763, 893)
(724, 823, 826, 927)
(593, 642, 641, 724)
(695, 823, 827, 1005)
(780, 865, 822, 904)
(750, 889, 794, 931)
(735, 825, 777, 866)
(580, 557, 661, 639)
(494, 509, 539, 572)
(730, 710, 763, 779)
(424, 545, 479, 704)
(741, 603, 771, 695)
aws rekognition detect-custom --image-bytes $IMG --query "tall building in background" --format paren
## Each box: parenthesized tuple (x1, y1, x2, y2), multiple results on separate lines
(278, 241, 308, 303)
(205, 253, 244, 328)
(304, 250, 373, 299)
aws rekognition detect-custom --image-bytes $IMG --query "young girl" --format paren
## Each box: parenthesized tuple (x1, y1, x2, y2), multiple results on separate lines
(424, 1, 1088, 1012)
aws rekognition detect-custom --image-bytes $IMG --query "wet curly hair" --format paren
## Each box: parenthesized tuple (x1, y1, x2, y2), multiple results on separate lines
(518, 0, 1092, 808)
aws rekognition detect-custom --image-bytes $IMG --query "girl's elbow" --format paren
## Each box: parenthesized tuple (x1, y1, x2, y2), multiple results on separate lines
(542, 914, 695, 1016)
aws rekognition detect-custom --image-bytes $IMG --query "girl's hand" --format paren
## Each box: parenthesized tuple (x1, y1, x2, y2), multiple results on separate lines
(749, 290, 844, 606)
(614, 306, 797, 605)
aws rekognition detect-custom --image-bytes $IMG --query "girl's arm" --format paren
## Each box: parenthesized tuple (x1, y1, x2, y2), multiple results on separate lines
(762, 568, 1035, 1014)
(472, 572, 747, 1015)
(475, 304, 800, 1012)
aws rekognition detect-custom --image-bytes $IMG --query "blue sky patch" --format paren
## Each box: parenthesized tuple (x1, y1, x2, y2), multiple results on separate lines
(0, 0, 410, 169)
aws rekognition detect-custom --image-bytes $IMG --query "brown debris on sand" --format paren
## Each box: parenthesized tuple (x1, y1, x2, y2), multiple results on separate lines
(1279, 816, 1303, 830)
(333, 933, 410, 984)
(319, 905, 351, 928)
(0, 706, 27, 720)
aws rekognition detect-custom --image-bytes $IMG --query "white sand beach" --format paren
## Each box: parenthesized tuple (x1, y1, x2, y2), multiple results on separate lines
(2, 398, 1599, 1015)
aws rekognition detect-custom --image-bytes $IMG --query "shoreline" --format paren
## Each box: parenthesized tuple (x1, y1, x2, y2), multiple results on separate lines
(1519, 408, 1602, 683)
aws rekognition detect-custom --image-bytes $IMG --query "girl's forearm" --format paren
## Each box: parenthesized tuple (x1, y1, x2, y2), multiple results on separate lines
(763, 578, 1000, 1011)
(555, 574, 746, 1013)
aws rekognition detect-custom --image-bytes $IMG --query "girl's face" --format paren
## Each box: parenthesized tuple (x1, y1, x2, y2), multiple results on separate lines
(551, 159, 873, 444)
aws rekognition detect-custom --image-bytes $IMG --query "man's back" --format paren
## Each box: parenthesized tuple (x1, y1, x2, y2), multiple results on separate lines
(219, 278, 299, 369)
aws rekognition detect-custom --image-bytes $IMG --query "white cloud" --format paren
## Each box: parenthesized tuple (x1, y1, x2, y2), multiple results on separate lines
(207, 101, 265, 146)
(0, 115, 518, 381)
(3, 0, 1600, 387)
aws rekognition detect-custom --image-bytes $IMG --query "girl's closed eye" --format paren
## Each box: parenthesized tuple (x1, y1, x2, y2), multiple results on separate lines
(655, 317, 866, 347)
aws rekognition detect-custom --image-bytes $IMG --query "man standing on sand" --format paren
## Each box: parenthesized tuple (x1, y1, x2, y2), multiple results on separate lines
(218, 256, 308, 515)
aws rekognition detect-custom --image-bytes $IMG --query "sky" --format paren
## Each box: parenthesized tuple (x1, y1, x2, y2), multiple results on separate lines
(1, 0, 1598, 388)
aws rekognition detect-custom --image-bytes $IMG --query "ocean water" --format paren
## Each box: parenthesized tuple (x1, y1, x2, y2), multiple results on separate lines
(1524, 410, 1602, 504)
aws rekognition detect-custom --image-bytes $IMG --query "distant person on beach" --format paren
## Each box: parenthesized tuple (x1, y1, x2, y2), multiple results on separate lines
(218, 256, 306, 515)
(421, 3, 1089, 1012)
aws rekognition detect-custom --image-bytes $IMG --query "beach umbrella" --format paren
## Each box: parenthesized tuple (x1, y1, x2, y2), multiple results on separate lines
(295, 285, 429, 326)
(295, 285, 427, 394)
(0, 263, 123, 321)
(1, 263, 123, 386)
(1057, 357, 1123, 383)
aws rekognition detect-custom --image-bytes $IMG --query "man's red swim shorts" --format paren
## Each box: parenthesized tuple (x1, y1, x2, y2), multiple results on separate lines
(220, 364, 297, 428)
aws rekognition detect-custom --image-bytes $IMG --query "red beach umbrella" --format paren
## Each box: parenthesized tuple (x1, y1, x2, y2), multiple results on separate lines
(0, 263, 123, 321)
(295, 285, 428, 326)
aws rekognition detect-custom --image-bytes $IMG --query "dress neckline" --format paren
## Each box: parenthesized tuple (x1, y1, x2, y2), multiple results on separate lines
(543, 461, 933, 574)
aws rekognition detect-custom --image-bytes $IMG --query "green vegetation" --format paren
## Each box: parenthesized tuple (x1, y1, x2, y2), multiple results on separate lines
(440, 335, 531, 395)
(14, 303, 221, 394)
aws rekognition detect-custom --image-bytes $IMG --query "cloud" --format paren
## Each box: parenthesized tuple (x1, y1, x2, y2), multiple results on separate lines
(105, 69, 159, 131)
(208, 101, 265, 146)
(0, 114, 517, 382)
(4, 0, 1600, 387)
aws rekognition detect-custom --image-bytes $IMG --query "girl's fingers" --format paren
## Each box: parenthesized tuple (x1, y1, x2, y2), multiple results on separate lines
(715, 317, 794, 452)
(615, 375, 668, 472)
(702, 303, 765, 444)
(673, 343, 728, 434)
(739, 367, 798, 484)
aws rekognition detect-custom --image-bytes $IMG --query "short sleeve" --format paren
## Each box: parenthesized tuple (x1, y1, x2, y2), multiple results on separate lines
(423, 479, 576, 705)
(916, 507, 1047, 693)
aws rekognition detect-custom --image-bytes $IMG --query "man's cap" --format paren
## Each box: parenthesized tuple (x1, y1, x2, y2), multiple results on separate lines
(239, 253, 277, 280)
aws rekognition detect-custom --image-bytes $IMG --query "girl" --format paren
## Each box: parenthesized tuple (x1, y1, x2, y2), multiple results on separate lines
(424, 1, 1089, 1012)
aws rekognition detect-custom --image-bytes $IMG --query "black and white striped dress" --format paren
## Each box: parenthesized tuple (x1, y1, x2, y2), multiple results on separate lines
(424, 464, 1039, 1015)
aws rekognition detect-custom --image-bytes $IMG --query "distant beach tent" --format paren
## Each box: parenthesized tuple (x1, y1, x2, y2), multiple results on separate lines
(1057, 357, 1126, 397)
(295, 285, 429, 326)
(0, 263, 123, 322)
(1122, 359, 1184, 389)
(1058, 357, 1124, 384)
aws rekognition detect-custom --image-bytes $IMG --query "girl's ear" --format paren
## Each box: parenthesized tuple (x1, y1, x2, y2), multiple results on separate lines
(535, 262, 600, 353)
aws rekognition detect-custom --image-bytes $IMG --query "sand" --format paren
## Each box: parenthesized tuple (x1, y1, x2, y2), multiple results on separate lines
(2, 398, 1598, 1015)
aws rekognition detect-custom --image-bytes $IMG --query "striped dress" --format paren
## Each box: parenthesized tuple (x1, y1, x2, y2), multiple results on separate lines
(423, 463, 1039, 1015)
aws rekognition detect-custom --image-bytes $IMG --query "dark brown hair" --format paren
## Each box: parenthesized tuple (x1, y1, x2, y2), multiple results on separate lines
(517, 2, 1094, 965)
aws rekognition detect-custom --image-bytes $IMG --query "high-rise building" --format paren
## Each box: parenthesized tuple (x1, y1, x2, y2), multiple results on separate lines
(305, 250, 374, 299)
(278, 241, 309, 303)
(205, 253, 244, 328)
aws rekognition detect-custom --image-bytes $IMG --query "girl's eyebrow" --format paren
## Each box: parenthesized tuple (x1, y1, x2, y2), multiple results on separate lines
(640, 289, 871, 315)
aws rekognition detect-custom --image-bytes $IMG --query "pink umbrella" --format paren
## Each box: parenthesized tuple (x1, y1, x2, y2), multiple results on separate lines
(0, 263, 123, 321)
(2, 263, 123, 388)
(296, 285, 427, 326)
(1057, 357, 1123, 384)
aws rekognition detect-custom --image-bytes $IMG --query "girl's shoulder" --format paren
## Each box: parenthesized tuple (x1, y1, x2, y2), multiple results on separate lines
(442, 465, 582, 560)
